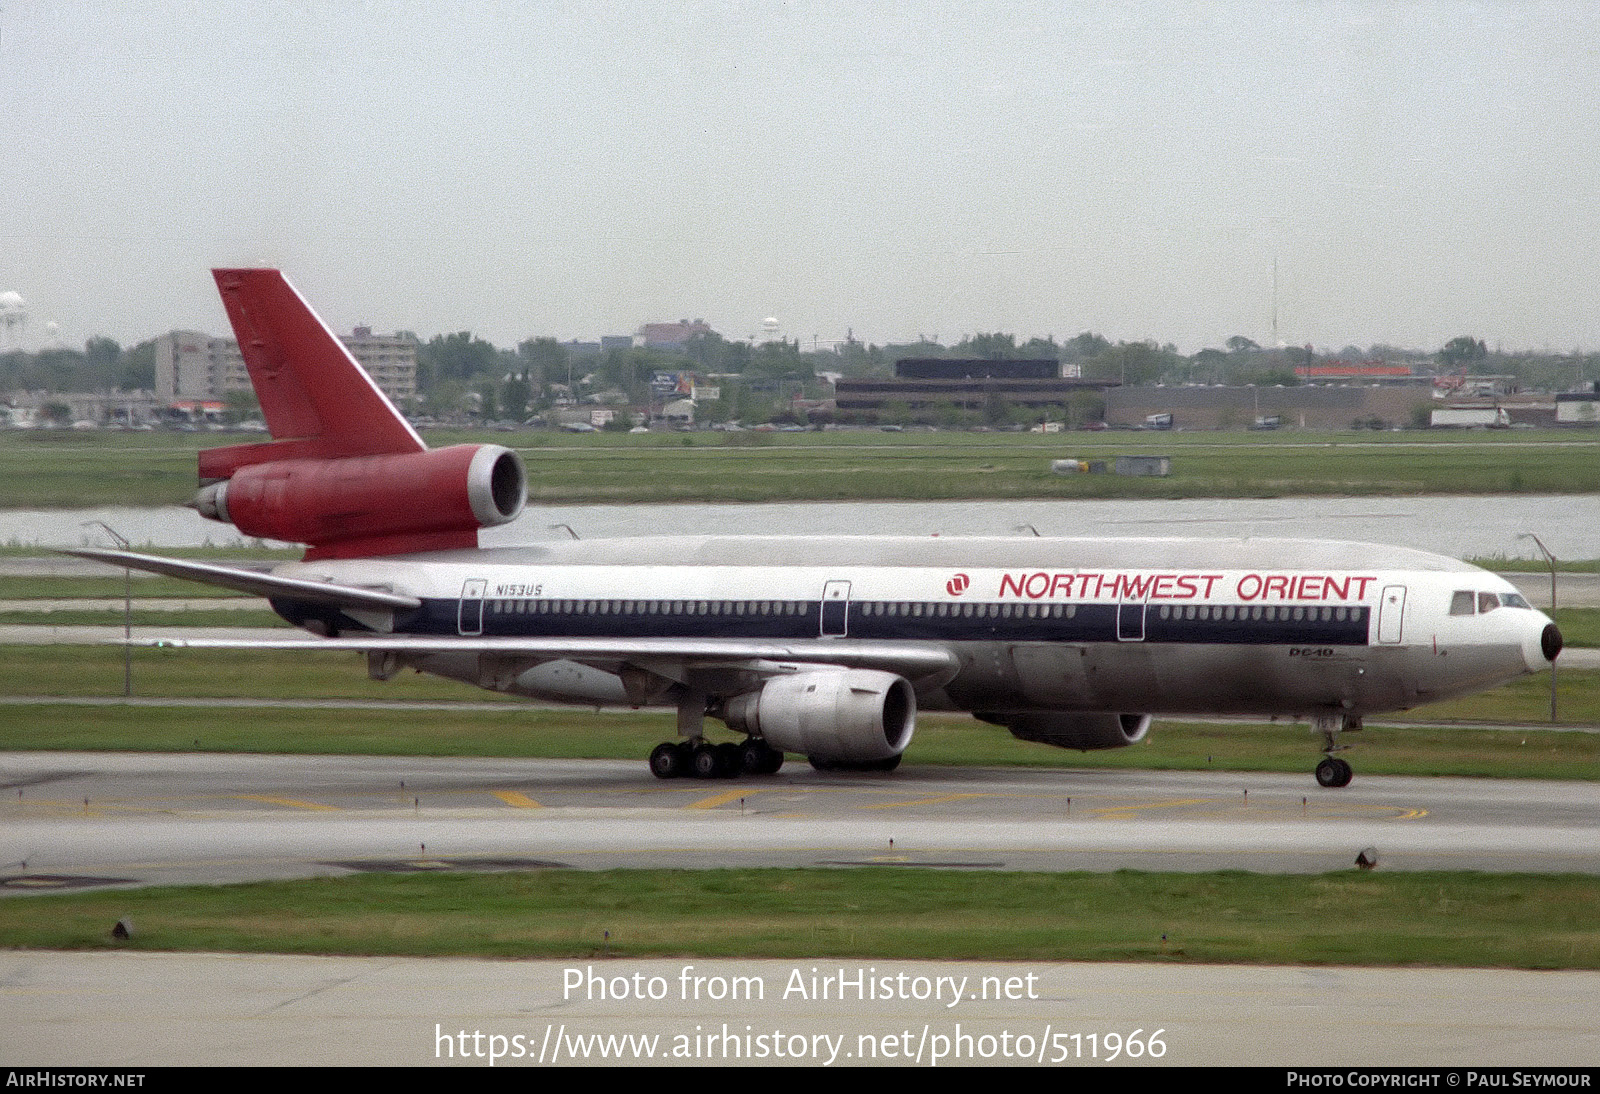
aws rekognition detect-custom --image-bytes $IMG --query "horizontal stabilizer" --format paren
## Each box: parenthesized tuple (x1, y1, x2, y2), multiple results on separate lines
(64, 548, 422, 612)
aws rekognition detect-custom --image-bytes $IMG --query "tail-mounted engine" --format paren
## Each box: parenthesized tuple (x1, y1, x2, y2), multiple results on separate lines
(190, 268, 529, 560)
(193, 444, 526, 559)
(978, 711, 1151, 751)
(720, 669, 916, 764)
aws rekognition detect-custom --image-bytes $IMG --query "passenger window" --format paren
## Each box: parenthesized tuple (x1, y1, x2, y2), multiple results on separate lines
(1478, 592, 1499, 613)
(1449, 591, 1475, 616)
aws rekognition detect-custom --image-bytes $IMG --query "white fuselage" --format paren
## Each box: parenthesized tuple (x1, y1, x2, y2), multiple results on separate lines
(271, 535, 1556, 719)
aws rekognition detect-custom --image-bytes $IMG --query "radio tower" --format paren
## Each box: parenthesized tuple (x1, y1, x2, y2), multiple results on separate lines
(1270, 258, 1279, 347)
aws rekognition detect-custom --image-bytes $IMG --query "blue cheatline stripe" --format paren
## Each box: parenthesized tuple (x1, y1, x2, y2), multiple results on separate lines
(274, 597, 1370, 646)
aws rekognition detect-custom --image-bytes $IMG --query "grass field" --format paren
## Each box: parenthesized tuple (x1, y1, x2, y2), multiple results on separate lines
(3, 427, 1597, 508)
(2, 694, 1595, 778)
(2, 869, 1596, 967)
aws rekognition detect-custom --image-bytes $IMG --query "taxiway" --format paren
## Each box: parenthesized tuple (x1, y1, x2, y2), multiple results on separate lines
(3, 753, 1596, 890)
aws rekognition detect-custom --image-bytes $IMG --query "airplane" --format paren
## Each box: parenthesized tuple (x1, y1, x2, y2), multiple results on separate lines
(71, 269, 1564, 788)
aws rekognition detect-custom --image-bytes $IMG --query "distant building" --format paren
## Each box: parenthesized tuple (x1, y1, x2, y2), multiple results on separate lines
(155, 328, 416, 405)
(1431, 405, 1509, 428)
(1106, 385, 1433, 431)
(894, 358, 1061, 381)
(835, 358, 1112, 416)
(637, 320, 713, 352)
(3, 389, 166, 427)
(154, 333, 242, 403)
(1295, 362, 1418, 382)
(1555, 386, 1600, 425)
(343, 326, 417, 404)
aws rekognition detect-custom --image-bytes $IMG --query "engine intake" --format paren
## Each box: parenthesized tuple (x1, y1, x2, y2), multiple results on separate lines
(720, 669, 915, 763)
(193, 443, 526, 559)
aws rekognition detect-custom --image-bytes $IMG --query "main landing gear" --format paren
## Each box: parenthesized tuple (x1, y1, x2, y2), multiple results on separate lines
(649, 738, 785, 780)
(1312, 713, 1361, 788)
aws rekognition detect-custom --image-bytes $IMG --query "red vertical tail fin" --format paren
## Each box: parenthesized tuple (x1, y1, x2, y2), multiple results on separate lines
(199, 268, 425, 481)
(190, 269, 527, 559)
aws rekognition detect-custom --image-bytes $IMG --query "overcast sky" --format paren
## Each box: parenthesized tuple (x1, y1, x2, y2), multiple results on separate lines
(3, 1, 1598, 355)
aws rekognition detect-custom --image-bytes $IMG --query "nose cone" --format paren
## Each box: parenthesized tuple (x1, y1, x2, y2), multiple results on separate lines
(1541, 622, 1564, 663)
(1524, 615, 1563, 673)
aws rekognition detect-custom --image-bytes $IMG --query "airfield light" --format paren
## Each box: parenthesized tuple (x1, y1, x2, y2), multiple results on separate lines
(1518, 532, 1558, 723)
(83, 521, 132, 697)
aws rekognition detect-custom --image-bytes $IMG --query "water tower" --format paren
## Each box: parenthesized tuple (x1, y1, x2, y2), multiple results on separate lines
(0, 291, 25, 347)
(761, 316, 781, 344)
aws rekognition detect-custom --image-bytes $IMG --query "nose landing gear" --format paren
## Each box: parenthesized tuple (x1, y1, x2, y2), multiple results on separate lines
(1315, 755, 1354, 788)
(1312, 714, 1361, 788)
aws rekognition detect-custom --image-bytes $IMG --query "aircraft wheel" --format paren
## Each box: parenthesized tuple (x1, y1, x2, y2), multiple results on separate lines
(691, 742, 724, 779)
(649, 742, 687, 779)
(716, 742, 743, 778)
(761, 746, 785, 775)
(740, 739, 784, 776)
(1315, 757, 1353, 788)
(739, 739, 768, 776)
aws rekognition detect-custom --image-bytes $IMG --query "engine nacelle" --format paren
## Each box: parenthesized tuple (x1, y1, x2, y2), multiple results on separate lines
(982, 711, 1152, 751)
(720, 669, 915, 763)
(194, 443, 526, 559)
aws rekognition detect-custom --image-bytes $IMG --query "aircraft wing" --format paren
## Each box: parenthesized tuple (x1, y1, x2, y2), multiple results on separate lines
(62, 548, 422, 612)
(68, 547, 955, 683)
(124, 633, 961, 684)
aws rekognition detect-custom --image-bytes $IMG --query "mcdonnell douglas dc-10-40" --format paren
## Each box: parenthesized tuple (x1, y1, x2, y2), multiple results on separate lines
(74, 270, 1563, 787)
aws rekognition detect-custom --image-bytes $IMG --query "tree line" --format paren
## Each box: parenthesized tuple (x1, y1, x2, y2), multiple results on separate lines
(4, 326, 1594, 427)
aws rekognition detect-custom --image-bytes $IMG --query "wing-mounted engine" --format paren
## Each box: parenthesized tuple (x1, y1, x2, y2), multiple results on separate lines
(978, 711, 1151, 751)
(718, 668, 916, 765)
(192, 444, 526, 559)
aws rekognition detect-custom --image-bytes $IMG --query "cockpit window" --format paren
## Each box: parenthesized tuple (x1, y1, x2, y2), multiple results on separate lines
(1502, 593, 1532, 610)
(1449, 591, 1475, 616)
(1478, 592, 1500, 613)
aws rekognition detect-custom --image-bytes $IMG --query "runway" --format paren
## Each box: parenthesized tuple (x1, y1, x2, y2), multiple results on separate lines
(3, 752, 1597, 890)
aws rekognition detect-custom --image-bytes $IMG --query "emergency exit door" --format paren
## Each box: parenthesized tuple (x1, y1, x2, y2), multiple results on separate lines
(820, 580, 851, 637)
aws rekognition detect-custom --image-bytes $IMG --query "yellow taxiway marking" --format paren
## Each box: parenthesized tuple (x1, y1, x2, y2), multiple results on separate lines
(687, 788, 766, 810)
(491, 790, 542, 809)
(860, 793, 990, 811)
(232, 795, 339, 812)
(1090, 797, 1217, 820)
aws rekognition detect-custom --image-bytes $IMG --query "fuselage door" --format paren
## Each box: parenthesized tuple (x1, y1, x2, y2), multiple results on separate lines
(459, 578, 487, 636)
(1117, 596, 1147, 641)
(820, 580, 852, 637)
(1377, 584, 1406, 644)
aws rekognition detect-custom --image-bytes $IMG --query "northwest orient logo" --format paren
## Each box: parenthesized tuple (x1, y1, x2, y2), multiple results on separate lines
(946, 573, 971, 596)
